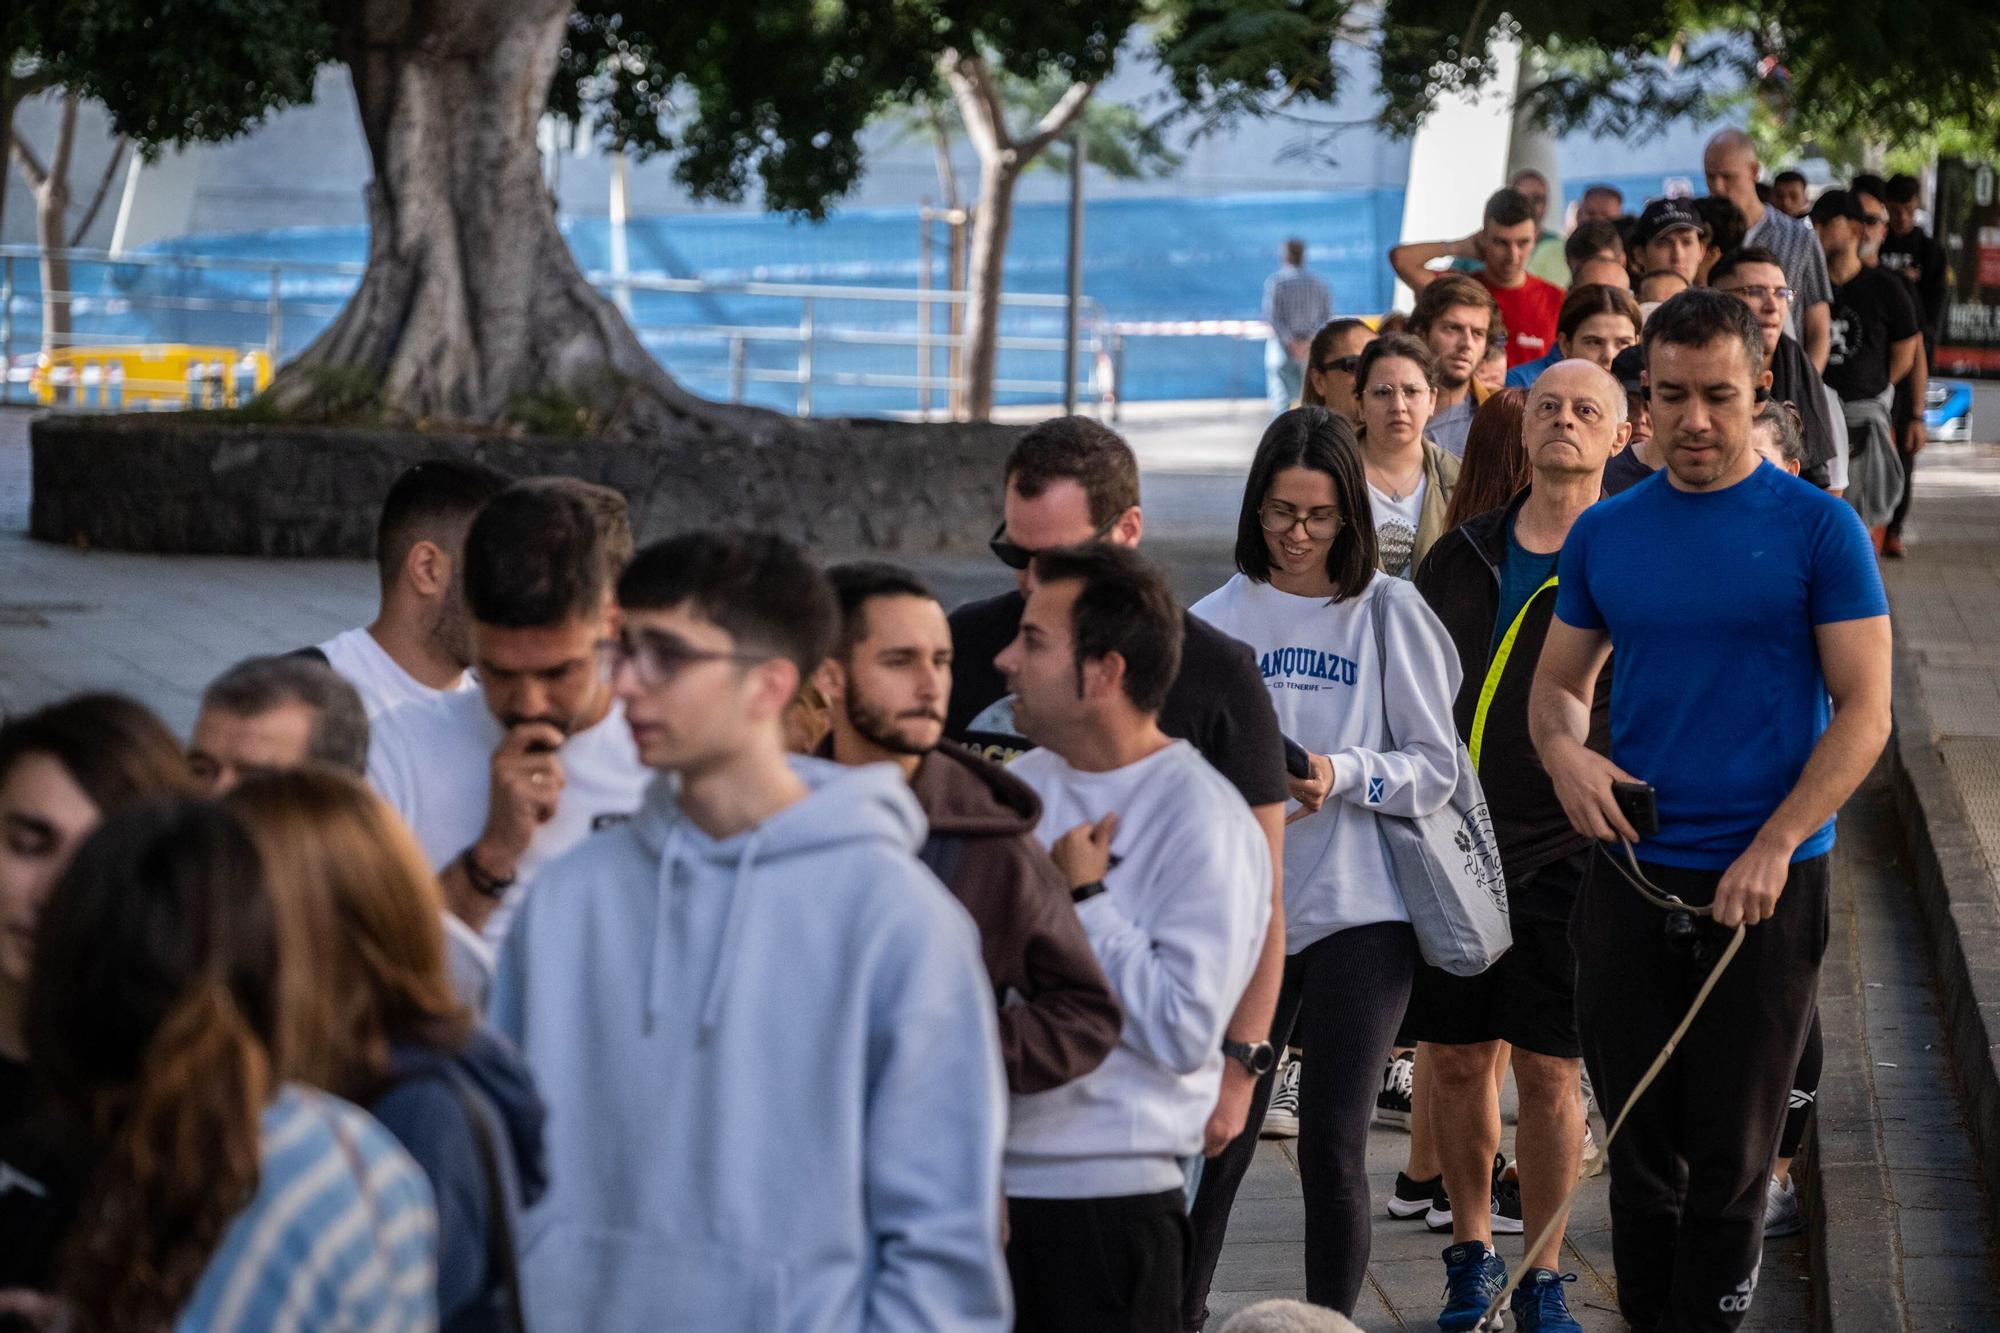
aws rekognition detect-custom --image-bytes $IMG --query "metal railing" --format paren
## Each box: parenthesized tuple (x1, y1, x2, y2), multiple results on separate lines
(0, 243, 1110, 418)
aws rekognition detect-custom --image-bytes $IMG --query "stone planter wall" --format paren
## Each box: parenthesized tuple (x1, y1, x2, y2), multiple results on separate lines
(29, 413, 1022, 557)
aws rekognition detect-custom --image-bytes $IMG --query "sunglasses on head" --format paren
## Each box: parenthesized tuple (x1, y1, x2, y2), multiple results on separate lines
(988, 516, 1120, 571)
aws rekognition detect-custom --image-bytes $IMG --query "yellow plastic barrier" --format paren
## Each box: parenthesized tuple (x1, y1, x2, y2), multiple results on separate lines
(31, 345, 273, 409)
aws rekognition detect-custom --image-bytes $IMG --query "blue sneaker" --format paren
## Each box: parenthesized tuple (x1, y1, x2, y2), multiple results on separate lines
(1439, 1241, 1508, 1331)
(1510, 1268, 1583, 1332)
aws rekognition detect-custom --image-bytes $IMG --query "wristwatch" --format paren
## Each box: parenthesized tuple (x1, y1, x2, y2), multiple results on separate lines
(1222, 1038, 1277, 1077)
(1071, 879, 1107, 905)
(459, 844, 517, 900)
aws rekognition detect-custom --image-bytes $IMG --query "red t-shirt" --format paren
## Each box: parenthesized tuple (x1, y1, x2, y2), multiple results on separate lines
(1479, 272, 1565, 367)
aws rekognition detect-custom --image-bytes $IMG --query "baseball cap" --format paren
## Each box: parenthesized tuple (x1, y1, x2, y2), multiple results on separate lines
(1810, 188, 1869, 226)
(1610, 345, 1646, 395)
(1632, 198, 1710, 247)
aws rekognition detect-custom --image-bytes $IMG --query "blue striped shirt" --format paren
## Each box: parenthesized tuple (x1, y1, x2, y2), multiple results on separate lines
(1263, 266, 1333, 345)
(177, 1086, 439, 1333)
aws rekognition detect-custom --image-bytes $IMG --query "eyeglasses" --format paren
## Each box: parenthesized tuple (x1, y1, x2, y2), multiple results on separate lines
(988, 516, 1119, 571)
(1315, 354, 1361, 375)
(1721, 284, 1794, 304)
(597, 630, 768, 690)
(1258, 503, 1342, 538)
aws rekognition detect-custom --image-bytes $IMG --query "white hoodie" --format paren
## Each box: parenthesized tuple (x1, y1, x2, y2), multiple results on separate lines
(1004, 740, 1271, 1198)
(490, 757, 1010, 1332)
(1191, 573, 1463, 948)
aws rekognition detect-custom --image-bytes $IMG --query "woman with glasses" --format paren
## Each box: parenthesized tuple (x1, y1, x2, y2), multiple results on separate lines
(1185, 407, 1462, 1319)
(1353, 333, 1461, 578)
(1299, 319, 1375, 422)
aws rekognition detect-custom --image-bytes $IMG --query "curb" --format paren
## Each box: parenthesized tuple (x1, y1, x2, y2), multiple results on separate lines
(1809, 634, 2000, 1331)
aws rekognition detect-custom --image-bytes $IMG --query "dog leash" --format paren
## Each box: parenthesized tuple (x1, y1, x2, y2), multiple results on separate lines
(1479, 838, 1747, 1327)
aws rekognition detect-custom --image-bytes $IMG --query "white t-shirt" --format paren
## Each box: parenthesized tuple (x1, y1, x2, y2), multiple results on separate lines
(367, 689, 650, 945)
(1369, 479, 1428, 579)
(1003, 740, 1270, 1198)
(315, 626, 475, 721)
(1191, 572, 1463, 949)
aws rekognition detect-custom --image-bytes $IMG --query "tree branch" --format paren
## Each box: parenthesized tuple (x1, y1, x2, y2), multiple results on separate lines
(926, 100, 961, 210)
(939, 49, 1009, 161)
(47, 95, 80, 194)
(1019, 79, 1096, 163)
(8, 127, 49, 191)
(69, 137, 130, 246)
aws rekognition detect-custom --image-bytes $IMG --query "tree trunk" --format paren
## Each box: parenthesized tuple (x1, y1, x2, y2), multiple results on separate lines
(961, 155, 1018, 422)
(15, 95, 79, 353)
(939, 52, 1093, 422)
(271, 0, 715, 429)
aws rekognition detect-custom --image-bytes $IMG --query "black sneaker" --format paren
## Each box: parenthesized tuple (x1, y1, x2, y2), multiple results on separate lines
(1388, 1170, 1439, 1220)
(1376, 1049, 1414, 1129)
(1428, 1154, 1524, 1234)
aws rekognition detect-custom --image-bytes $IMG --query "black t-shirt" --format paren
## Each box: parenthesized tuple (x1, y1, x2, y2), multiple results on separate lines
(1600, 445, 1657, 496)
(0, 1054, 86, 1289)
(1876, 227, 1947, 339)
(1823, 267, 1921, 402)
(946, 590, 1288, 809)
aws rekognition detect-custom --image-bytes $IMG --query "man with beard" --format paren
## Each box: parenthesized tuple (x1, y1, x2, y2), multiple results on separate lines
(1392, 189, 1562, 371)
(1406, 274, 1502, 458)
(369, 478, 648, 945)
(1704, 130, 1834, 370)
(1709, 247, 1846, 492)
(817, 562, 1121, 1095)
(308, 459, 510, 719)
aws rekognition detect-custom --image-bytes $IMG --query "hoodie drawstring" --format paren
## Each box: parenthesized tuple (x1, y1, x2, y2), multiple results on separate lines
(699, 829, 764, 1044)
(645, 825, 682, 1034)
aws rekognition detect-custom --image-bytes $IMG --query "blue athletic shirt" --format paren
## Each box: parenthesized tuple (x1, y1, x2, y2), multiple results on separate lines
(1553, 461, 1888, 868)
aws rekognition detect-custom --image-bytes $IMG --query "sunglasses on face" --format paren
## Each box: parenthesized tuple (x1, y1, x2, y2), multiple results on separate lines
(1315, 354, 1361, 375)
(988, 516, 1119, 571)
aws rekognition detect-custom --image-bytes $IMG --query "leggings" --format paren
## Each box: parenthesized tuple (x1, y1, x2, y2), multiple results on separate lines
(1778, 1010, 1824, 1161)
(1183, 921, 1417, 1327)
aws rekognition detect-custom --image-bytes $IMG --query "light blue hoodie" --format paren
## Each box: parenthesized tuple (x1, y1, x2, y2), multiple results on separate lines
(489, 756, 1010, 1333)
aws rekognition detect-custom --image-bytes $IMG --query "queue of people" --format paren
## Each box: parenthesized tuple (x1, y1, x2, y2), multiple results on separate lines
(0, 141, 1914, 1333)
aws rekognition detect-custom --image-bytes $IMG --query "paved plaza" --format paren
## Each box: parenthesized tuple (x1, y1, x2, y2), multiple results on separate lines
(5, 405, 2000, 1324)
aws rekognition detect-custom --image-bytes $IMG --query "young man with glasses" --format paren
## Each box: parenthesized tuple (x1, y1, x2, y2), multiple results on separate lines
(1709, 247, 1846, 493)
(368, 478, 648, 945)
(492, 530, 1012, 1332)
(943, 416, 1289, 1327)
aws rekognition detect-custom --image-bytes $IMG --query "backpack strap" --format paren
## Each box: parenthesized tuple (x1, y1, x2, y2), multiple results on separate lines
(443, 1070, 528, 1333)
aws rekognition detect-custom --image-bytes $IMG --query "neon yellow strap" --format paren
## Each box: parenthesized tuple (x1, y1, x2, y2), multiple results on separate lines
(1468, 576, 1558, 771)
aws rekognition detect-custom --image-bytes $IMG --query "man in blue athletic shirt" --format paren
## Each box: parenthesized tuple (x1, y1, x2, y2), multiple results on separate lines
(1529, 290, 1892, 1332)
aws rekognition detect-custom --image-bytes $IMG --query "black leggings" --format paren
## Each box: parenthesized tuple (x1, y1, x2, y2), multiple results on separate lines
(1183, 921, 1417, 1327)
(1778, 1010, 1824, 1160)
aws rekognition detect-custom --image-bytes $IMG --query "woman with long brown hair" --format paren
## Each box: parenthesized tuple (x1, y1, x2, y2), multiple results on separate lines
(24, 799, 437, 1331)
(227, 768, 544, 1333)
(0, 694, 196, 1301)
(1443, 389, 1531, 532)
(1352, 333, 1462, 578)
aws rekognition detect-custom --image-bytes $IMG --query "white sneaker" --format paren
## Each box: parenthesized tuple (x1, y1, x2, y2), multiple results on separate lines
(1262, 1057, 1301, 1139)
(1376, 1050, 1414, 1129)
(1764, 1174, 1804, 1238)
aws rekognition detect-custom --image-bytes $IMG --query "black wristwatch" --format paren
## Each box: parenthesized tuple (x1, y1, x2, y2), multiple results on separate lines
(459, 845, 517, 900)
(1071, 879, 1107, 905)
(1222, 1038, 1276, 1077)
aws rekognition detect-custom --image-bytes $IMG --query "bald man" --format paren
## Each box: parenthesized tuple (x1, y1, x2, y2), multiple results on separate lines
(1573, 257, 1632, 291)
(1409, 359, 1629, 1329)
(1704, 129, 1833, 371)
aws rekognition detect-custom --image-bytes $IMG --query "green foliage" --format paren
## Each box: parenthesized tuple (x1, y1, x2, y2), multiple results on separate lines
(238, 365, 382, 427)
(23, 0, 330, 150)
(504, 385, 613, 437)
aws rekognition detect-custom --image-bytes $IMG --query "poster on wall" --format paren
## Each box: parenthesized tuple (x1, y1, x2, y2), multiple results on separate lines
(1936, 157, 2000, 378)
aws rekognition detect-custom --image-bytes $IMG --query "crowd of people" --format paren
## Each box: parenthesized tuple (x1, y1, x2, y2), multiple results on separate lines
(0, 127, 1907, 1333)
